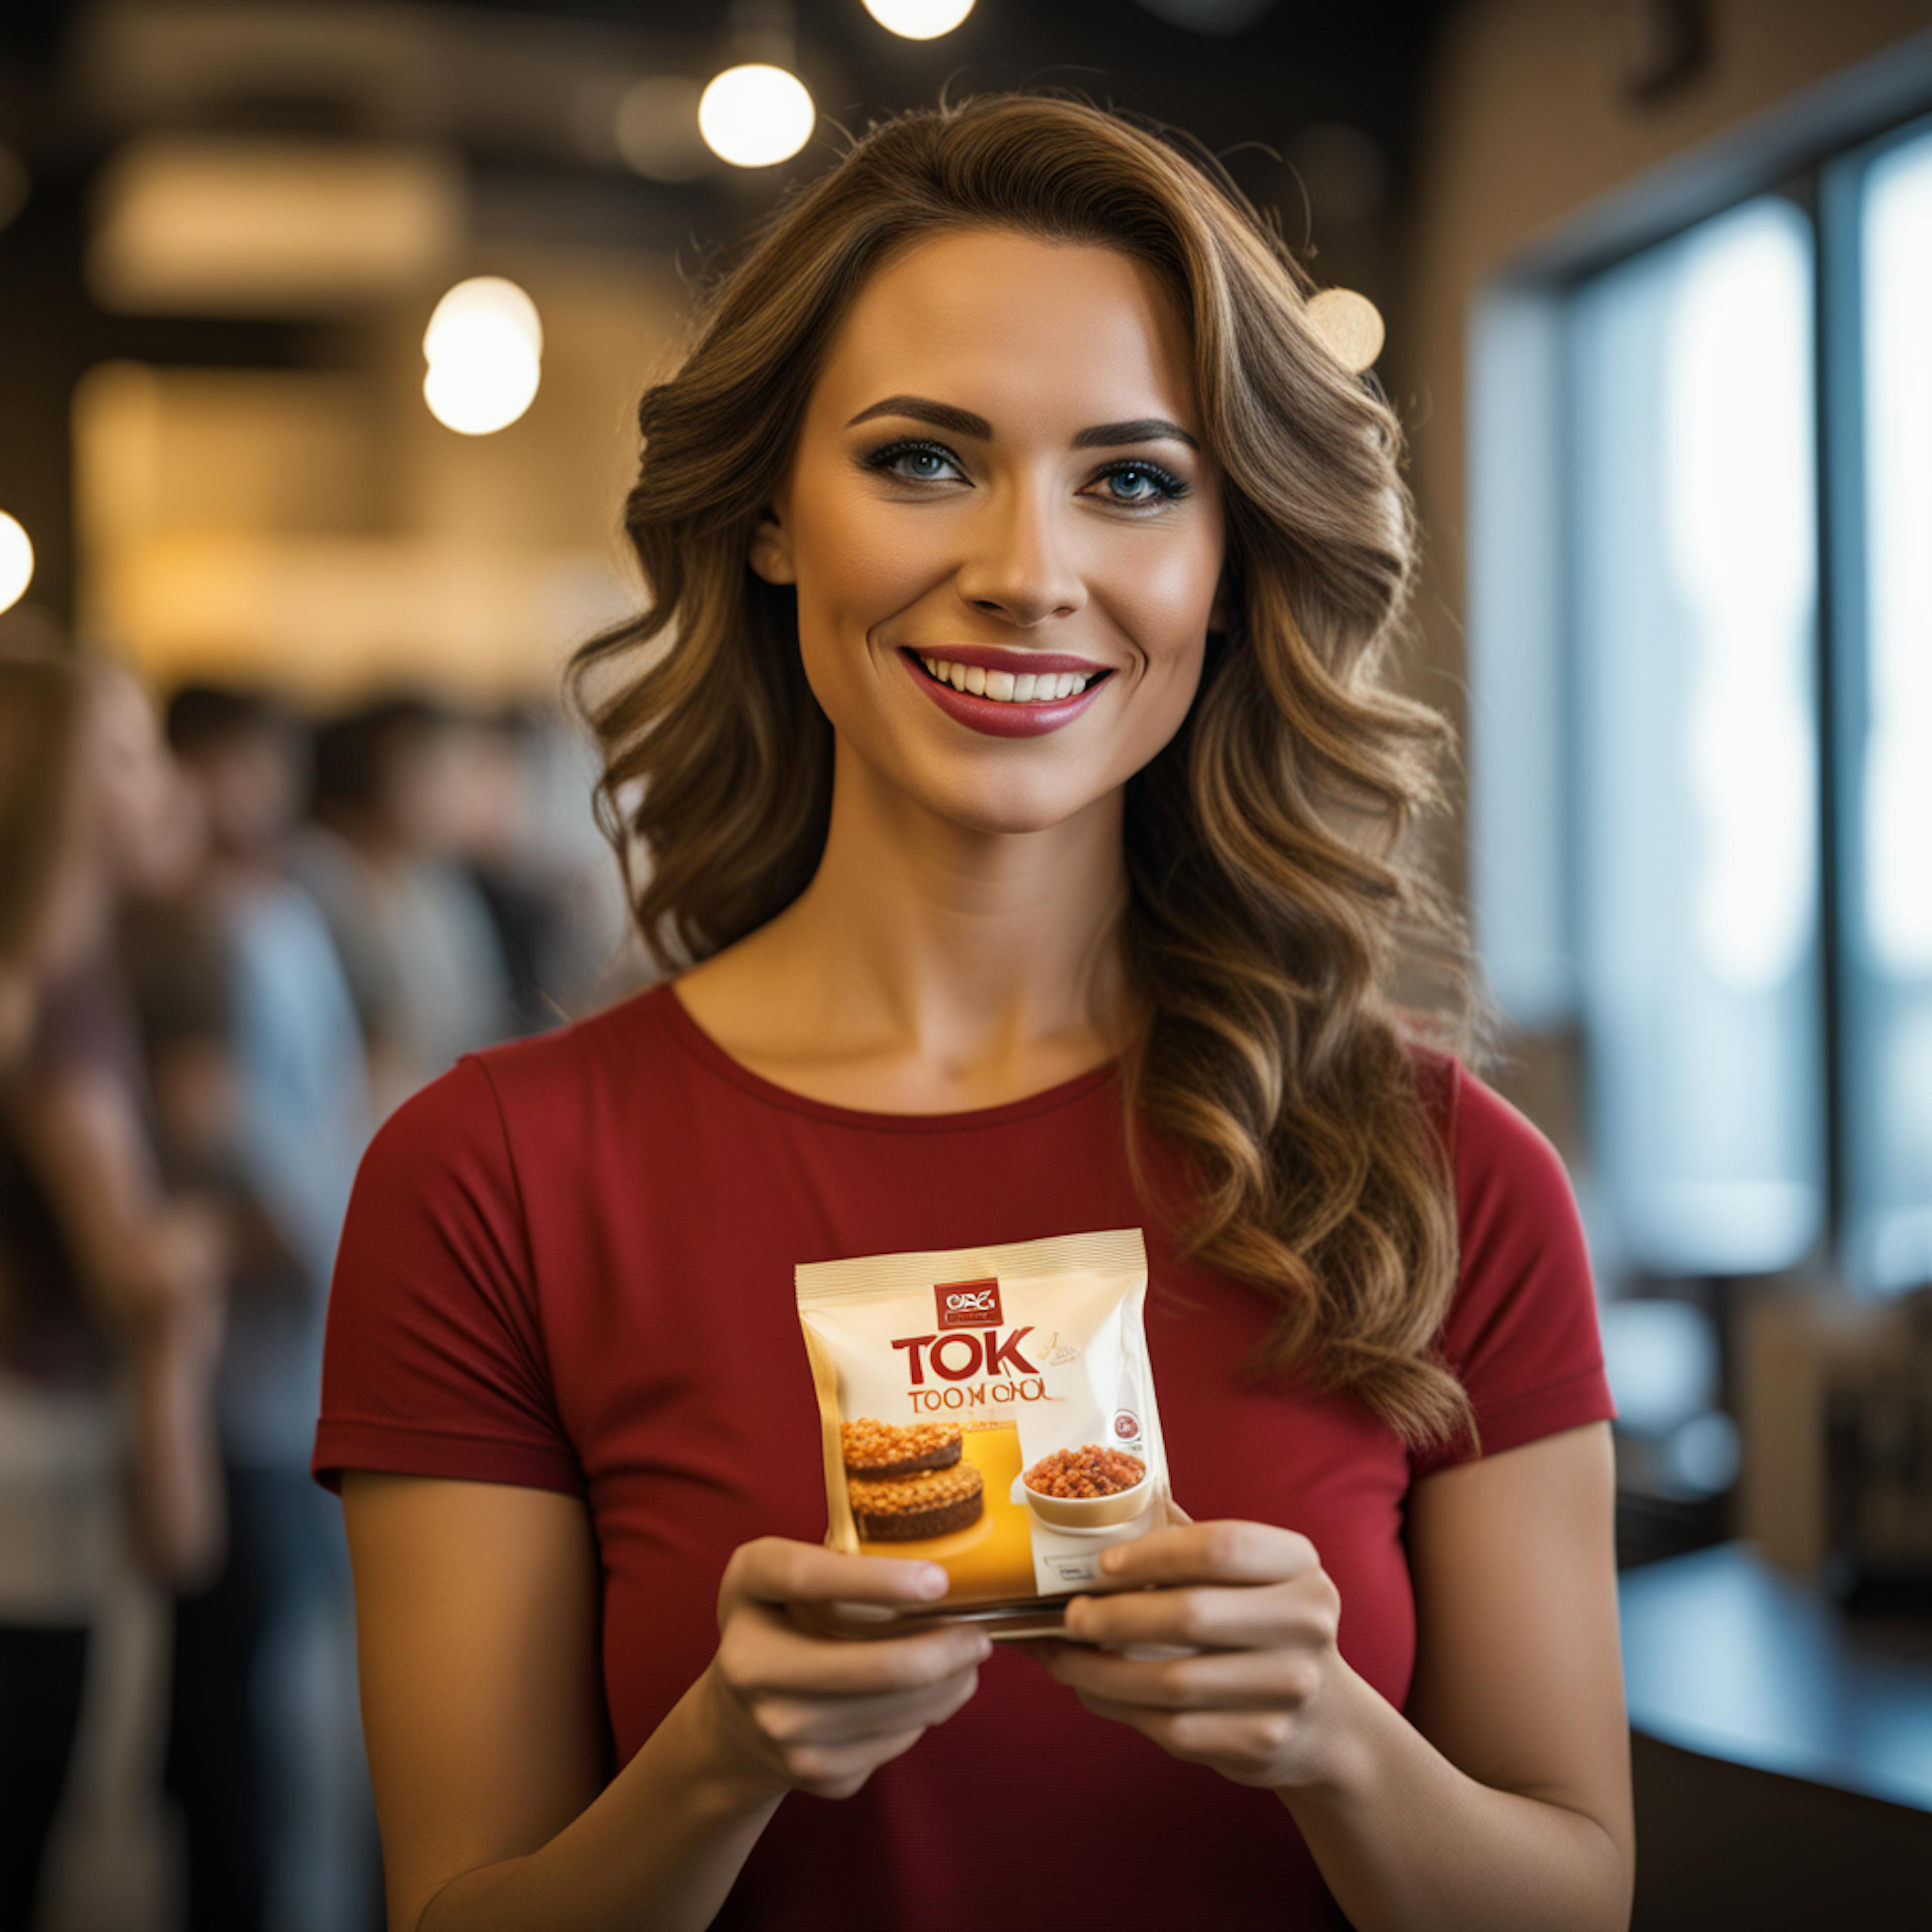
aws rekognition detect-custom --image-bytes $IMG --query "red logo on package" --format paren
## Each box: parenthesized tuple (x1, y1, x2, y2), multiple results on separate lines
(935, 1277, 1001, 1331)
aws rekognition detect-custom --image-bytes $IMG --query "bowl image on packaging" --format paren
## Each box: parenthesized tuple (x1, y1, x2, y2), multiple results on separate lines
(1012, 1444, 1152, 1534)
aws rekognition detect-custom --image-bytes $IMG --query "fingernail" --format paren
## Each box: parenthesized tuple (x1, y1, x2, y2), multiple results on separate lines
(1100, 1546, 1124, 1574)
(917, 1566, 948, 1597)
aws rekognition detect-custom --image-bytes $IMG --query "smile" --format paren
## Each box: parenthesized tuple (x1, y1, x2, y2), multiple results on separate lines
(900, 648, 1114, 739)
(916, 656, 1100, 703)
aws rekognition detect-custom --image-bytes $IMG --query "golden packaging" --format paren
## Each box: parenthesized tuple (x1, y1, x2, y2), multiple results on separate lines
(795, 1227, 1169, 1635)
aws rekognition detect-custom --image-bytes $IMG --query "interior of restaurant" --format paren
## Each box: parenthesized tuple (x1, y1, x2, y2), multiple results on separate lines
(2, 2, 1930, 1927)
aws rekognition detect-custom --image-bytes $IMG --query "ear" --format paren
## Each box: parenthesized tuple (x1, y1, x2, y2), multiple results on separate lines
(748, 504, 796, 586)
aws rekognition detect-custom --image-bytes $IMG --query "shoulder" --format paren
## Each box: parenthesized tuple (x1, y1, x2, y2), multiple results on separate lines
(361, 982, 693, 1190)
(1402, 1043, 1614, 1471)
(455, 980, 682, 1111)
(373, 982, 651, 1124)
(1404, 1040, 1579, 1239)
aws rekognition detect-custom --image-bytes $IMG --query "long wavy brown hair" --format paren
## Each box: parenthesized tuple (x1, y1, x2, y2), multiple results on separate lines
(570, 92, 1483, 1460)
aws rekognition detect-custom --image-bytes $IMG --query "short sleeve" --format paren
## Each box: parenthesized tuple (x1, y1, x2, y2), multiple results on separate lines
(1409, 1061, 1618, 1480)
(310, 1054, 581, 1497)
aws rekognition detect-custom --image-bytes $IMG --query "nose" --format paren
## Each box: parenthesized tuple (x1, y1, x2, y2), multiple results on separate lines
(952, 478, 1086, 628)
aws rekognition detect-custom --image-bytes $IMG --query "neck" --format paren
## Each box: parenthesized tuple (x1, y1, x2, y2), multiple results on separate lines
(690, 743, 1134, 1103)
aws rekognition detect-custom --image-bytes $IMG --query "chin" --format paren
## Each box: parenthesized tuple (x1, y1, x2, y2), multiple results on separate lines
(903, 758, 1118, 838)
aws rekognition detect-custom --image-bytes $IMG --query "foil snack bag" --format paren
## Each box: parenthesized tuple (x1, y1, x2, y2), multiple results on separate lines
(795, 1228, 1169, 1631)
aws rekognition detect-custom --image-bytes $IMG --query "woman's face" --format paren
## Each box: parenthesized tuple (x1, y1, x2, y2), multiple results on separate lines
(752, 227, 1227, 836)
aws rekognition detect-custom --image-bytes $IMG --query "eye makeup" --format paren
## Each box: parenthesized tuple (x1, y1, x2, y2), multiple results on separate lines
(858, 437, 1191, 509)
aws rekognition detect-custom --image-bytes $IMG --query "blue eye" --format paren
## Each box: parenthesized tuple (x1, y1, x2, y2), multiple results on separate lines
(865, 439, 965, 484)
(1091, 461, 1186, 507)
(861, 439, 1189, 508)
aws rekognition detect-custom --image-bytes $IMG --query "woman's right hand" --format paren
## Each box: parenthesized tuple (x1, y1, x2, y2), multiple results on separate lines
(698, 1538, 992, 1803)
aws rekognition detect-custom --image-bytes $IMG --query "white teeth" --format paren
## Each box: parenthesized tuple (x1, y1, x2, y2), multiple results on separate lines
(916, 656, 1098, 702)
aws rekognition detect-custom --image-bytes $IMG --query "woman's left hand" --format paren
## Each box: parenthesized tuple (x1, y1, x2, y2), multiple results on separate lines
(1026, 1515, 1360, 1795)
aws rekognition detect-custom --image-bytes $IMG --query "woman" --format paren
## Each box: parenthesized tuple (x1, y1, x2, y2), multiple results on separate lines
(0, 648, 231, 1926)
(317, 95, 1631, 1931)
(0, 645, 99, 1930)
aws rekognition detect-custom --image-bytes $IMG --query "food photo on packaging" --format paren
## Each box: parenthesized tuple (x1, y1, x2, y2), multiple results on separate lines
(795, 1227, 1175, 1635)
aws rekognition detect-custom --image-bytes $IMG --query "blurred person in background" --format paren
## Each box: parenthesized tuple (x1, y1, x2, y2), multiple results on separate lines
(443, 705, 555, 1037)
(158, 684, 381, 1932)
(0, 644, 106, 1932)
(0, 646, 231, 1929)
(463, 701, 659, 1028)
(290, 697, 513, 1118)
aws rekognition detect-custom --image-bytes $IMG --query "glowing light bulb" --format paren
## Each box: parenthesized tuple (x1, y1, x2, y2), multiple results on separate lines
(422, 276, 542, 435)
(0, 512, 33, 614)
(423, 334, 540, 435)
(698, 65, 815, 169)
(423, 276, 542, 363)
(861, 0, 976, 37)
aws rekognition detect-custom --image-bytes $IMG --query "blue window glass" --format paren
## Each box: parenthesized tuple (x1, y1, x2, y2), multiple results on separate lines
(1568, 197, 1827, 1274)
(1845, 125, 1932, 1291)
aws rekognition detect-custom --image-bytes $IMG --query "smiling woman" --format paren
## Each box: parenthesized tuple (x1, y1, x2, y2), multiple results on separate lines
(572, 103, 1459, 1440)
(742, 226, 1228, 817)
(315, 91, 1629, 1932)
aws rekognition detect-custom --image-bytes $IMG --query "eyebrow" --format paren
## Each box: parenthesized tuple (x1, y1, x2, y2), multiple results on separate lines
(844, 394, 1199, 453)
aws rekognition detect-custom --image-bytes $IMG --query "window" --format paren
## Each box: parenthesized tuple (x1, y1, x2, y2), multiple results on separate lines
(1470, 109, 1932, 1297)
(1839, 126, 1932, 1292)
(1569, 195, 1825, 1276)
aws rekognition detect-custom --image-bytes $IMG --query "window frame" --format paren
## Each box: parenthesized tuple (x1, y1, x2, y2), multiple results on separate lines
(1466, 40, 1932, 1298)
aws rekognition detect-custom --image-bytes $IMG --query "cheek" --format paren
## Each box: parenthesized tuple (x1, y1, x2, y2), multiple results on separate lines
(791, 486, 936, 651)
(1103, 531, 1223, 671)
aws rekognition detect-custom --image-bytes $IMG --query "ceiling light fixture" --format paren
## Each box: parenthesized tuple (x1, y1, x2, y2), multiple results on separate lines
(422, 276, 542, 436)
(0, 513, 34, 615)
(861, 0, 976, 38)
(698, 63, 815, 168)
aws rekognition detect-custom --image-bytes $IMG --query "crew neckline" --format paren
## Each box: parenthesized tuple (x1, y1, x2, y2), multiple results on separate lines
(653, 979, 1119, 1132)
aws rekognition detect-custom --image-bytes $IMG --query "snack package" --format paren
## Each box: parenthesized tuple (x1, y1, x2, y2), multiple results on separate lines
(795, 1227, 1169, 1633)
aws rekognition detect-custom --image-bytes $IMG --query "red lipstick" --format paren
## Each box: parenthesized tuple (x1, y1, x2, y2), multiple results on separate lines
(900, 648, 1112, 740)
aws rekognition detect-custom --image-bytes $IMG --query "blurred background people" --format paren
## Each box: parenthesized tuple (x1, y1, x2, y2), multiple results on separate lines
(290, 697, 514, 1118)
(157, 685, 381, 1932)
(0, 644, 230, 1930)
(442, 705, 569, 1037)
(0, 643, 109, 1932)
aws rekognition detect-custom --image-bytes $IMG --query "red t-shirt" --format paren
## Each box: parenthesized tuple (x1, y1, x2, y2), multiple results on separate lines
(313, 982, 1615, 1930)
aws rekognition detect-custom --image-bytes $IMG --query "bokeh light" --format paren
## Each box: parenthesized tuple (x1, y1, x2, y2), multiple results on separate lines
(423, 276, 542, 364)
(422, 277, 542, 436)
(615, 75, 712, 182)
(861, 0, 976, 38)
(698, 65, 815, 169)
(0, 511, 34, 614)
